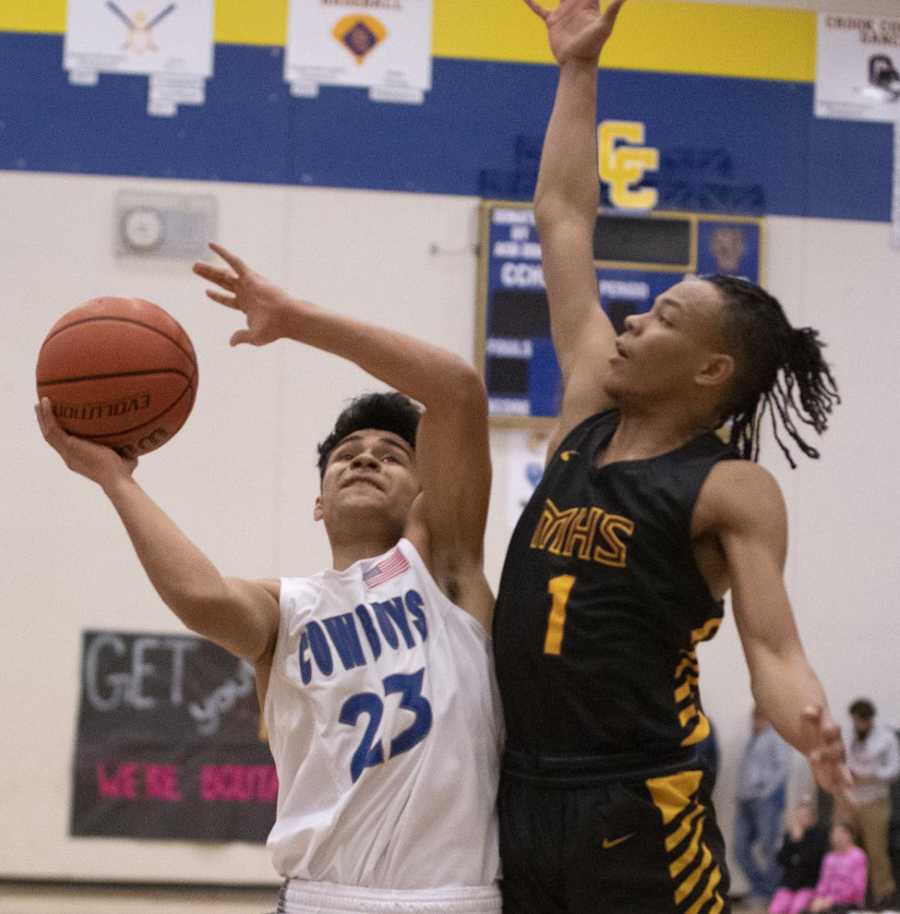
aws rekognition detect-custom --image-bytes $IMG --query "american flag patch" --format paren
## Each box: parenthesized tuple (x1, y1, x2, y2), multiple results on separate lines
(362, 549, 410, 588)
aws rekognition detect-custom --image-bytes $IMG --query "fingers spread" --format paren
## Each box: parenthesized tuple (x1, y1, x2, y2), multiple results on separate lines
(193, 261, 238, 290)
(522, 0, 550, 21)
(604, 0, 629, 20)
(205, 289, 240, 309)
(230, 329, 253, 347)
(208, 242, 248, 276)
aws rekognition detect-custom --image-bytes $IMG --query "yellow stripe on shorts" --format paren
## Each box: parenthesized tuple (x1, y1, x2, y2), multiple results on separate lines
(646, 769, 726, 914)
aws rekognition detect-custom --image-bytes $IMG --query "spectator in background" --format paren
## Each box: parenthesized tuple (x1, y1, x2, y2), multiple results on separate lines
(697, 716, 720, 792)
(836, 698, 900, 908)
(769, 799, 829, 914)
(736, 705, 793, 910)
(808, 822, 867, 913)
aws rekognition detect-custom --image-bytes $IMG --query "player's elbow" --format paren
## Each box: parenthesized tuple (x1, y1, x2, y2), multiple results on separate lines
(534, 193, 565, 233)
(165, 585, 234, 639)
(534, 189, 592, 233)
(434, 361, 488, 416)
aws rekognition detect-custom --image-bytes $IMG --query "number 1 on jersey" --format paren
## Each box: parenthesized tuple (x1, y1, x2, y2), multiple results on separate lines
(544, 574, 575, 655)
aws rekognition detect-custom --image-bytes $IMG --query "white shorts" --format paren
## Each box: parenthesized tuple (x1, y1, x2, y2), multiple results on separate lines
(275, 878, 502, 914)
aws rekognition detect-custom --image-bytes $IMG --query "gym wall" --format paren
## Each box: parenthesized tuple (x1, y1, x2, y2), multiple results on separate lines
(2, 0, 899, 891)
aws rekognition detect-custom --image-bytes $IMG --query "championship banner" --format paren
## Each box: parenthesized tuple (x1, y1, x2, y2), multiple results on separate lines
(71, 630, 276, 843)
(64, 0, 214, 116)
(815, 14, 900, 122)
(285, 0, 432, 103)
(815, 14, 900, 249)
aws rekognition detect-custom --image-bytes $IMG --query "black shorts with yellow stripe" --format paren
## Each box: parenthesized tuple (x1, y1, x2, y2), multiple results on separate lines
(499, 748, 730, 914)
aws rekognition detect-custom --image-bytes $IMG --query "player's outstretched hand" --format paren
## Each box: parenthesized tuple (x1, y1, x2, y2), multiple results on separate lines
(35, 397, 137, 486)
(522, 0, 628, 65)
(193, 243, 294, 348)
(803, 704, 853, 799)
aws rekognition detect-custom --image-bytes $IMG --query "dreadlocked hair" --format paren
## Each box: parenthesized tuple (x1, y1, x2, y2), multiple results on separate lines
(705, 275, 840, 468)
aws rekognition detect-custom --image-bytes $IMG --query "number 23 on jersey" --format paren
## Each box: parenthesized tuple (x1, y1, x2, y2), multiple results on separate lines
(339, 668, 433, 782)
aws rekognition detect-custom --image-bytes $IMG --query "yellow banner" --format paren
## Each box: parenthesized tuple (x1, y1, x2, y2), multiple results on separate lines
(0, 0, 815, 82)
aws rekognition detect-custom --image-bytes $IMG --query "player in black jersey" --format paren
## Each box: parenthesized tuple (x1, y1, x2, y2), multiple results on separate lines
(494, 2, 850, 913)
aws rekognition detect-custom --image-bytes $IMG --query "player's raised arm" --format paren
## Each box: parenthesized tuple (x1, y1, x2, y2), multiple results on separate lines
(194, 246, 492, 624)
(34, 399, 280, 664)
(695, 459, 850, 797)
(523, 0, 628, 452)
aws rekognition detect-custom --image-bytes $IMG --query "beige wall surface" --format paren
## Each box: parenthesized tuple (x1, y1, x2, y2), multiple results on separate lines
(4, 170, 900, 891)
(3, 0, 900, 897)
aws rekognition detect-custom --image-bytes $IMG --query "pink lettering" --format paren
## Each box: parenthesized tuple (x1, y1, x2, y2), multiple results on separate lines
(144, 763, 182, 801)
(96, 761, 139, 799)
(200, 764, 278, 803)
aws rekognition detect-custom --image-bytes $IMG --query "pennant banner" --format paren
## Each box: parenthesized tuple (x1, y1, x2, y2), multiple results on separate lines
(285, 0, 432, 101)
(63, 1, 214, 116)
(815, 14, 900, 122)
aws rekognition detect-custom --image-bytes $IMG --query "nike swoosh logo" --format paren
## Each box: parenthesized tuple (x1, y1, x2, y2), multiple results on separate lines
(602, 832, 636, 849)
(560, 450, 579, 462)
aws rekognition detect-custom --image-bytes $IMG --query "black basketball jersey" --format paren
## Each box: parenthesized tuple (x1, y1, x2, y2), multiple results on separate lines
(493, 409, 738, 760)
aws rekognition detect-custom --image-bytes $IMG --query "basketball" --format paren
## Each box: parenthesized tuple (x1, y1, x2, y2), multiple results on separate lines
(35, 297, 198, 459)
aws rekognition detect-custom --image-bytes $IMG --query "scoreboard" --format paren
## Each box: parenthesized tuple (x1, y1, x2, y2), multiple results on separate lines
(477, 201, 763, 426)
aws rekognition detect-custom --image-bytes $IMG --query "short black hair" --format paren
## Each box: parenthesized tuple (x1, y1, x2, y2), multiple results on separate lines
(316, 391, 421, 479)
(705, 275, 840, 468)
(849, 698, 876, 720)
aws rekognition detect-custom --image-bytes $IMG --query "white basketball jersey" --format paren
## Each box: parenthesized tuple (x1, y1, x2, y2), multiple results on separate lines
(265, 538, 502, 890)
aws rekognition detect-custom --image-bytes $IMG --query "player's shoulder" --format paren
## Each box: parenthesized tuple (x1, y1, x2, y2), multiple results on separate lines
(258, 578, 281, 600)
(546, 407, 618, 466)
(696, 459, 786, 531)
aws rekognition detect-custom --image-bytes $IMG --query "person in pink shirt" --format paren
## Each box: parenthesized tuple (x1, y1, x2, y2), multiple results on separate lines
(808, 823, 868, 912)
(768, 800, 829, 914)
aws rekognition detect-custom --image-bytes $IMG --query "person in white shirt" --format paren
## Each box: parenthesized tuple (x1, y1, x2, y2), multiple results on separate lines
(836, 697, 900, 907)
(36, 244, 502, 914)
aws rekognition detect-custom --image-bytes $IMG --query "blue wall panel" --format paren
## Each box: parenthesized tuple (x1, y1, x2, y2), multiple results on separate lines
(0, 33, 891, 222)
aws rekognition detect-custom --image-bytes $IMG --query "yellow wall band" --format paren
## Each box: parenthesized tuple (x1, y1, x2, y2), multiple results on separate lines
(0, 1, 65, 34)
(0, 1, 815, 83)
(216, 0, 288, 46)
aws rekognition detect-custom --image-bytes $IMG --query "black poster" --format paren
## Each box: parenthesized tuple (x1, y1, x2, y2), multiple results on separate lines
(71, 630, 276, 843)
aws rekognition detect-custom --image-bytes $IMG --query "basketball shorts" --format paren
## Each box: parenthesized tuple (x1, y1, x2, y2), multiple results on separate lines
(499, 748, 731, 914)
(273, 878, 502, 914)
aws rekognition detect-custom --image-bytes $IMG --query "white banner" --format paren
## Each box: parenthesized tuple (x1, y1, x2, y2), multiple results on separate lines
(65, 1, 215, 78)
(285, 0, 432, 94)
(815, 13, 900, 122)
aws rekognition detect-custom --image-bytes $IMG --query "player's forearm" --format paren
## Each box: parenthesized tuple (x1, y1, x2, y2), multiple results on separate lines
(749, 644, 830, 755)
(102, 476, 231, 629)
(534, 58, 615, 377)
(534, 60, 600, 235)
(279, 301, 484, 411)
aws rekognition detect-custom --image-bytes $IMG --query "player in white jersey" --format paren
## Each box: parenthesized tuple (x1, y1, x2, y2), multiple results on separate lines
(36, 243, 502, 914)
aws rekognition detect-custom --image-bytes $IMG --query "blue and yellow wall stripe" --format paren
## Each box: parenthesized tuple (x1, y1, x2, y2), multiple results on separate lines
(0, 2, 891, 222)
(0, 1, 817, 81)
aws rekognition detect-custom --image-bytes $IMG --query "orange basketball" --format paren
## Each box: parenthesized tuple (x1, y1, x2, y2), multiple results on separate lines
(36, 297, 198, 459)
